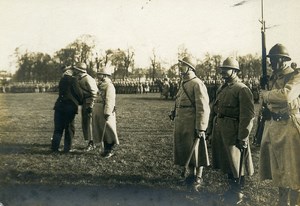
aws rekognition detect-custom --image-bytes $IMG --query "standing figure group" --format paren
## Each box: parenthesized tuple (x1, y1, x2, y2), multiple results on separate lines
(50, 62, 119, 158)
(173, 44, 299, 205)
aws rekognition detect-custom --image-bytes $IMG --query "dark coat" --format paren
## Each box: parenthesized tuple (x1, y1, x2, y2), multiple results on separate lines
(209, 76, 255, 178)
(54, 74, 83, 113)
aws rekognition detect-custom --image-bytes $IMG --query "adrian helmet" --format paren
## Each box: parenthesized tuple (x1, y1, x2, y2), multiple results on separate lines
(98, 64, 112, 76)
(267, 43, 291, 61)
(220, 56, 240, 70)
(73, 63, 87, 73)
(178, 57, 196, 71)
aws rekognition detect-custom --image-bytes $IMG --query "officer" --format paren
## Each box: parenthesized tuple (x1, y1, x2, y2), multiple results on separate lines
(73, 63, 98, 151)
(173, 57, 210, 191)
(92, 63, 119, 158)
(206, 56, 255, 204)
(259, 44, 300, 206)
(51, 66, 83, 152)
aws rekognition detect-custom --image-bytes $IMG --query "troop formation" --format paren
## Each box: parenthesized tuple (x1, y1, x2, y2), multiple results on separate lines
(49, 43, 300, 205)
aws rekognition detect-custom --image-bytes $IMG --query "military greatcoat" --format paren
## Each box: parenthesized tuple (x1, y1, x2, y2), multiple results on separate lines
(208, 76, 255, 178)
(173, 71, 210, 167)
(260, 66, 300, 190)
(92, 78, 119, 146)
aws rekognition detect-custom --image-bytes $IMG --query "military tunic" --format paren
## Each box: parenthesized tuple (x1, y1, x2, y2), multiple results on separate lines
(209, 76, 255, 178)
(77, 73, 98, 140)
(260, 66, 300, 190)
(92, 78, 119, 145)
(173, 71, 210, 167)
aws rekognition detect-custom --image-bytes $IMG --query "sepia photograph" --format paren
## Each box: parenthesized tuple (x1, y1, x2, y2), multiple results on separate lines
(0, 0, 300, 205)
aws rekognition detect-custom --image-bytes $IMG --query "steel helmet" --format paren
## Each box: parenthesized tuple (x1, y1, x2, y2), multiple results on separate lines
(220, 56, 240, 70)
(267, 43, 291, 61)
(98, 64, 112, 76)
(178, 57, 196, 71)
(73, 63, 87, 73)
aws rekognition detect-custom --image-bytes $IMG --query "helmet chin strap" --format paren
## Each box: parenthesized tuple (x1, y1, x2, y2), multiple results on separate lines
(180, 67, 191, 76)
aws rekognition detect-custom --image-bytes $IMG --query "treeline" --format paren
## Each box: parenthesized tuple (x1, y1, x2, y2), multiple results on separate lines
(12, 34, 263, 83)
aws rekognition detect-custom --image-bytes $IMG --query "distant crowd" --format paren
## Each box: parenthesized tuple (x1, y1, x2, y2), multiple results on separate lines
(0, 76, 261, 103)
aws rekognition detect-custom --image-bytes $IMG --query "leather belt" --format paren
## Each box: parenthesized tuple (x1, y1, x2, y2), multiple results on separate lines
(270, 112, 290, 121)
(217, 114, 239, 120)
(176, 105, 194, 108)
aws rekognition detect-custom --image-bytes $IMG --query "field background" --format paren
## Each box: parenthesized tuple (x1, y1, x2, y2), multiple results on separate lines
(0, 93, 277, 206)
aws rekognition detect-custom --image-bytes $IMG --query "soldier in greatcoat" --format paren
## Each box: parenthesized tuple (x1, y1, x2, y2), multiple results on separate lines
(173, 57, 210, 191)
(73, 63, 98, 151)
(206, 56, 255, 204)
(259, 44, 300, 206)
(92, 64, 119, 158)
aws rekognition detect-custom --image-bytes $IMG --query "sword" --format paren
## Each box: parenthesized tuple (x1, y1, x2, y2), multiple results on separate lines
(238, 148, 247, 184)
(100, 121, 107, 151)
(181, 136, 200, 178)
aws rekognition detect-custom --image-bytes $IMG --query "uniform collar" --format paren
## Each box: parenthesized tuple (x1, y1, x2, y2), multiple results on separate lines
(273, 66, 294, 78)
(182, 71, 196, 83)
(225, 76, 240, 86)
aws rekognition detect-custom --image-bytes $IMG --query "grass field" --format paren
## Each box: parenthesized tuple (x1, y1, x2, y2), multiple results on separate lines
(0, 93, 277, 206)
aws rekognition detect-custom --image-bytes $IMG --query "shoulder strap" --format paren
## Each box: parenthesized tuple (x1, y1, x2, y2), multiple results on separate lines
(182, 77, 197, 107)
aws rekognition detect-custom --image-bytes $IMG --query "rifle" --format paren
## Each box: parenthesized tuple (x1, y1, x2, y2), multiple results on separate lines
(253, 0, 270, 146)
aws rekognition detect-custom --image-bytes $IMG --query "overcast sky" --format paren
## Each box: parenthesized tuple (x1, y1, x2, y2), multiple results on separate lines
(0, 0, 299, 73)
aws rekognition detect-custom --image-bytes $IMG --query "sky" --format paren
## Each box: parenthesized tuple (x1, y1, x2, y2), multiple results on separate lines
(0, 0, 300, 73)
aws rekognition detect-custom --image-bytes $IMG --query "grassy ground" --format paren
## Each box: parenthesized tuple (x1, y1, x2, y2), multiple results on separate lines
(0, 93, 277, 206)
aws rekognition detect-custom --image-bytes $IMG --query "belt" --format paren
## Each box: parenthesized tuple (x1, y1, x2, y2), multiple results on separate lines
(94, 99, 104, 104)
(217, 114, 239, 120)
(270, 112, 290, 121)
(176, 105, 194, 108)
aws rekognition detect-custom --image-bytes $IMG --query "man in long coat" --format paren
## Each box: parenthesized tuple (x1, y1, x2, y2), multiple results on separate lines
(207, 56, 254, 204)
(73, 63, 98, 151)
(259, 44, 300, 206)
(173, 57, 210, 191)
(92, 64, 119, 158)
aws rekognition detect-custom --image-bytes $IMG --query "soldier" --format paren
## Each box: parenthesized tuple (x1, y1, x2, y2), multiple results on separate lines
(93, 64, 119, 158)
(172, 57, 210, 191)
(259, 44, 300, 206)
(206, 57, 255, 204)
(51, 66, 83, 153)
(73, 63, 98, 151)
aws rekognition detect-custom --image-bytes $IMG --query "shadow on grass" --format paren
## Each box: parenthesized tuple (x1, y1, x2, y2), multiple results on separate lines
(0, 182, 222, 206)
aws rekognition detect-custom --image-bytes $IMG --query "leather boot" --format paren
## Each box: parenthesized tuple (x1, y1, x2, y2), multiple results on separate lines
(278, 187, 290, 206)
(192, 167, 203, 192)
(290, 189, 300, 206)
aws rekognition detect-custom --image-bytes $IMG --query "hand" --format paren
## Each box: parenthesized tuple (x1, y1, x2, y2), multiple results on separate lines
(236, 139, 248, 150)
(260, 90, 269, 103)
(195, 130, 205, 139)
(86, 107, 93, 114)
(104, 114, 110, 121)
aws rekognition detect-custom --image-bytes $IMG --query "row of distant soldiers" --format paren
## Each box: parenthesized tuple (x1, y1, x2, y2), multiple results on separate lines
(0, 77, 261, 103)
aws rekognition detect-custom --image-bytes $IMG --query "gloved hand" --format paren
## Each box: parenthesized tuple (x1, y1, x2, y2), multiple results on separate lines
(195, 130, 205, 139)
(104, 114, 110, 121)
(236, 139, 248, 150)
(86, 107, 93, 114)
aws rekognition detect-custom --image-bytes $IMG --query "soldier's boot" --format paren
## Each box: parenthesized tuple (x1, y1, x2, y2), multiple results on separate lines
(223, 177, 244, 205)
(192, 166, 204, 192)
(289, 189, 300, 206)
(278, 187, 290, 206)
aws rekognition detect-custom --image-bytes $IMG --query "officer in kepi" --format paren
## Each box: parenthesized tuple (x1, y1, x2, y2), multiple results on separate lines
(259, 43, 300, 206)
(206, 56, 255, 205)
(173, 56, 210, 192)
